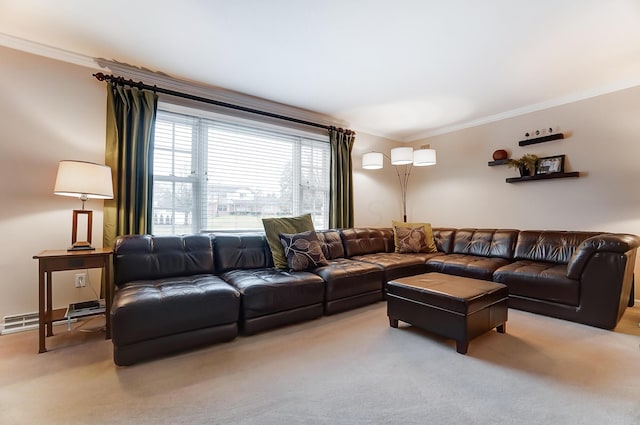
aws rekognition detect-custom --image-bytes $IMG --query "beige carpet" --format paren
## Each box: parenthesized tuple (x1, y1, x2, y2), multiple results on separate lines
(1, 303, 639, 425)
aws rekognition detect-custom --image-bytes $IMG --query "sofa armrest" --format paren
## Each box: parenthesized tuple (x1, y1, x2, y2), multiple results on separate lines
(567, 234, 640, 279)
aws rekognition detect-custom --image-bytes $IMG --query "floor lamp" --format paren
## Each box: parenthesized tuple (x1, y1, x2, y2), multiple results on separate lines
(54, 160, 114, 251)
(362, 146, 436, 222)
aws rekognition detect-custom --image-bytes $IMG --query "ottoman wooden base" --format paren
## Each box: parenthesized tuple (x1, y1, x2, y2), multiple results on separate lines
(387, 273, 508, 354)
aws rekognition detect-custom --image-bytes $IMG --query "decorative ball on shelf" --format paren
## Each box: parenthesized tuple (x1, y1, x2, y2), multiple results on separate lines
(535, 129, 541, 136)
(492, 149, 508, 161)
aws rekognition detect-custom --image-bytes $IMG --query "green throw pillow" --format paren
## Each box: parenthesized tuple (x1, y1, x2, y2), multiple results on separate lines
(262, 213, 315, 269)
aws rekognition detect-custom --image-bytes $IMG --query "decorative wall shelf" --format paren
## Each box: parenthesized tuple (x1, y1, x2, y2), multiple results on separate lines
(506, 171, 579, 183)
(487, 159, 510, 166)
(518, 133, 564, 146)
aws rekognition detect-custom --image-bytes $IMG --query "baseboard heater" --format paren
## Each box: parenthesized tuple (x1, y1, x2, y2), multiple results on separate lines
(1, 312, 74, 335)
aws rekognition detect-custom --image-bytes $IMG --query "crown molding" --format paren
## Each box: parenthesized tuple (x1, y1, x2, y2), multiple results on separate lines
(409, 79, 640, 141)
(0, 33, 347, 131)
(0, 32, 103, 70)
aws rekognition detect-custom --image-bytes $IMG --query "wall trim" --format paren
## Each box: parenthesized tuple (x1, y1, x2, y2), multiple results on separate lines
(408, 79, 640, 141)
(0, 32, 347, 132)
(0, 32, 102, 70)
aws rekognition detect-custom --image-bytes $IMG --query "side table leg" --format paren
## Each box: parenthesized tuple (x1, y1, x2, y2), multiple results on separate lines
(46, 271, 53, 337)
(38, 268, 46, 353)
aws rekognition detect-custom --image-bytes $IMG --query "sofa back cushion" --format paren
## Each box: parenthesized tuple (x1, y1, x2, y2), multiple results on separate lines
(340, 228, 393, 257)
(432, 228, 456, 253)
(316, 230, 345, 260)
(113, 234, 214, 287)
(514, 230, 601, 264)
(213, 233, 273, 273)
(451, 229, 519, 259)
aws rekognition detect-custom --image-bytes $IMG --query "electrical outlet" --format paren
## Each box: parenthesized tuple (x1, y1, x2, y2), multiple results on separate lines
(74, 273, 86, 288)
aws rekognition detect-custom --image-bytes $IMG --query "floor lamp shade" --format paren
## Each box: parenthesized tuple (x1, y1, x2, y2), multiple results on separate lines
(362, 152, 384, 169)
(413, 148, 437, 166)
(54, 160, 114, 250)
(390, 147, 413, 165)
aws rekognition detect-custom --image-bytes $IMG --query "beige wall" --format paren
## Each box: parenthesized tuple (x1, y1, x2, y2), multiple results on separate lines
(0, 46, 107, 322)
(406, 87, 640, 275)
(352, 133, 408, 227)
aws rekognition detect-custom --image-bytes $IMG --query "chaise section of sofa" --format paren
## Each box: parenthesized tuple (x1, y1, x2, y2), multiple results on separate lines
(493, 231, 640, 329)
(111, 235, 240, 366)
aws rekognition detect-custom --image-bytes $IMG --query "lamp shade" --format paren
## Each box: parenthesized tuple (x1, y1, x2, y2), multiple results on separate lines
(390, 147, 413, 165)
(413, 148, 437, 166)
(362, 152, 384, 169)
(54, 160, 114, 199)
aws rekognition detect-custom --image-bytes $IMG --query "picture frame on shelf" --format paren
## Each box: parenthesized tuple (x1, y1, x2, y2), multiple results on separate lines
(536, 154, 565, 175)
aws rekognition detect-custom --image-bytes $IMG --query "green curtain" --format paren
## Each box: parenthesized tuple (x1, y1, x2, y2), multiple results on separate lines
(103, 83, 158, 248)
(328, 127, 355, 229)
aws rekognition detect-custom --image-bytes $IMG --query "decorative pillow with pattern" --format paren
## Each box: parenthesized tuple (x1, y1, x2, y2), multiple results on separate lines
(262, 213, 315, 269)
(278, 230, 329, 271)
(392, 220, 438, 253)
(394, 225, 430, 253)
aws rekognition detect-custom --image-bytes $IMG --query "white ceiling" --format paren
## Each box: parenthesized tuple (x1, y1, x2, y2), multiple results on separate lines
(1, 0, 640, 141)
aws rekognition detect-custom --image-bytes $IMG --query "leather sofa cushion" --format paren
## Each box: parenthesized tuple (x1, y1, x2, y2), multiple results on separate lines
(425, 254, 510, 281)
(111, 274, 240, 346)
(341, 228, 394, 257)
(493, 261, 579, 306)
(313, 258, 384, 301)
(351, 252, 430, 281)
(452, 229, 518, 260)
(221, 269, 325, 319)
(316, 230, 346, 260)
(113, 235, 214, 287)
(514, 231, 600, 264)
(213, 233, 273, 273)
(433, 228, 456, 253)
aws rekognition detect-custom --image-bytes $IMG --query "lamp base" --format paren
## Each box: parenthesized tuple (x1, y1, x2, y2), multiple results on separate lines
(68, 241, 95, 251)
(69, 209, 94, 251)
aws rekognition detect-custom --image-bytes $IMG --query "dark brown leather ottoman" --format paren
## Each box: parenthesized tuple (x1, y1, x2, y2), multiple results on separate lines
(386, 272, 508, 354)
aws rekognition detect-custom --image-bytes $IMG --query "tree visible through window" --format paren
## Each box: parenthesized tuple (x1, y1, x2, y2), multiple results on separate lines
(151, 108, 330, 234)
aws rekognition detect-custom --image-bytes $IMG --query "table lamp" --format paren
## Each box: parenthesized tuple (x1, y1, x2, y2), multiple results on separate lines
(54, 160, 114, 251)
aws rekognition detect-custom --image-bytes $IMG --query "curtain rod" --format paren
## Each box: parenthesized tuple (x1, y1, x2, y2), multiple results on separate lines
(93, 72, 354, 134)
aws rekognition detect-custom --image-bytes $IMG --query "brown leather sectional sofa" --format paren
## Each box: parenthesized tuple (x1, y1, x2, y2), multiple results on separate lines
(111, 227, 639, 365)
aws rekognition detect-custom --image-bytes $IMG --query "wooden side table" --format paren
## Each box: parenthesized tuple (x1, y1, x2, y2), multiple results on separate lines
(32, 248, 112, 353)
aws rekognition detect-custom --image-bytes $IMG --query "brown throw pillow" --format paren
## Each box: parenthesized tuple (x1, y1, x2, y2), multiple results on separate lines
(394, 225, 430, 253)
(392, 220, 437, 253)
(278, 230, 329, 271)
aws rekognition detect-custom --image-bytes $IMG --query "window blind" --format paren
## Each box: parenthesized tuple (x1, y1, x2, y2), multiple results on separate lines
(152, 109, 330, 235)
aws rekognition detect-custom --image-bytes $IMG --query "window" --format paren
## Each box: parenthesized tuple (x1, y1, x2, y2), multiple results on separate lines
(151, 108, 330, 235)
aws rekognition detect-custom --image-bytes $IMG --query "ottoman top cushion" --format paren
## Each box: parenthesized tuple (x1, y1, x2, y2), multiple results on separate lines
(387, 272, 507, 315)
